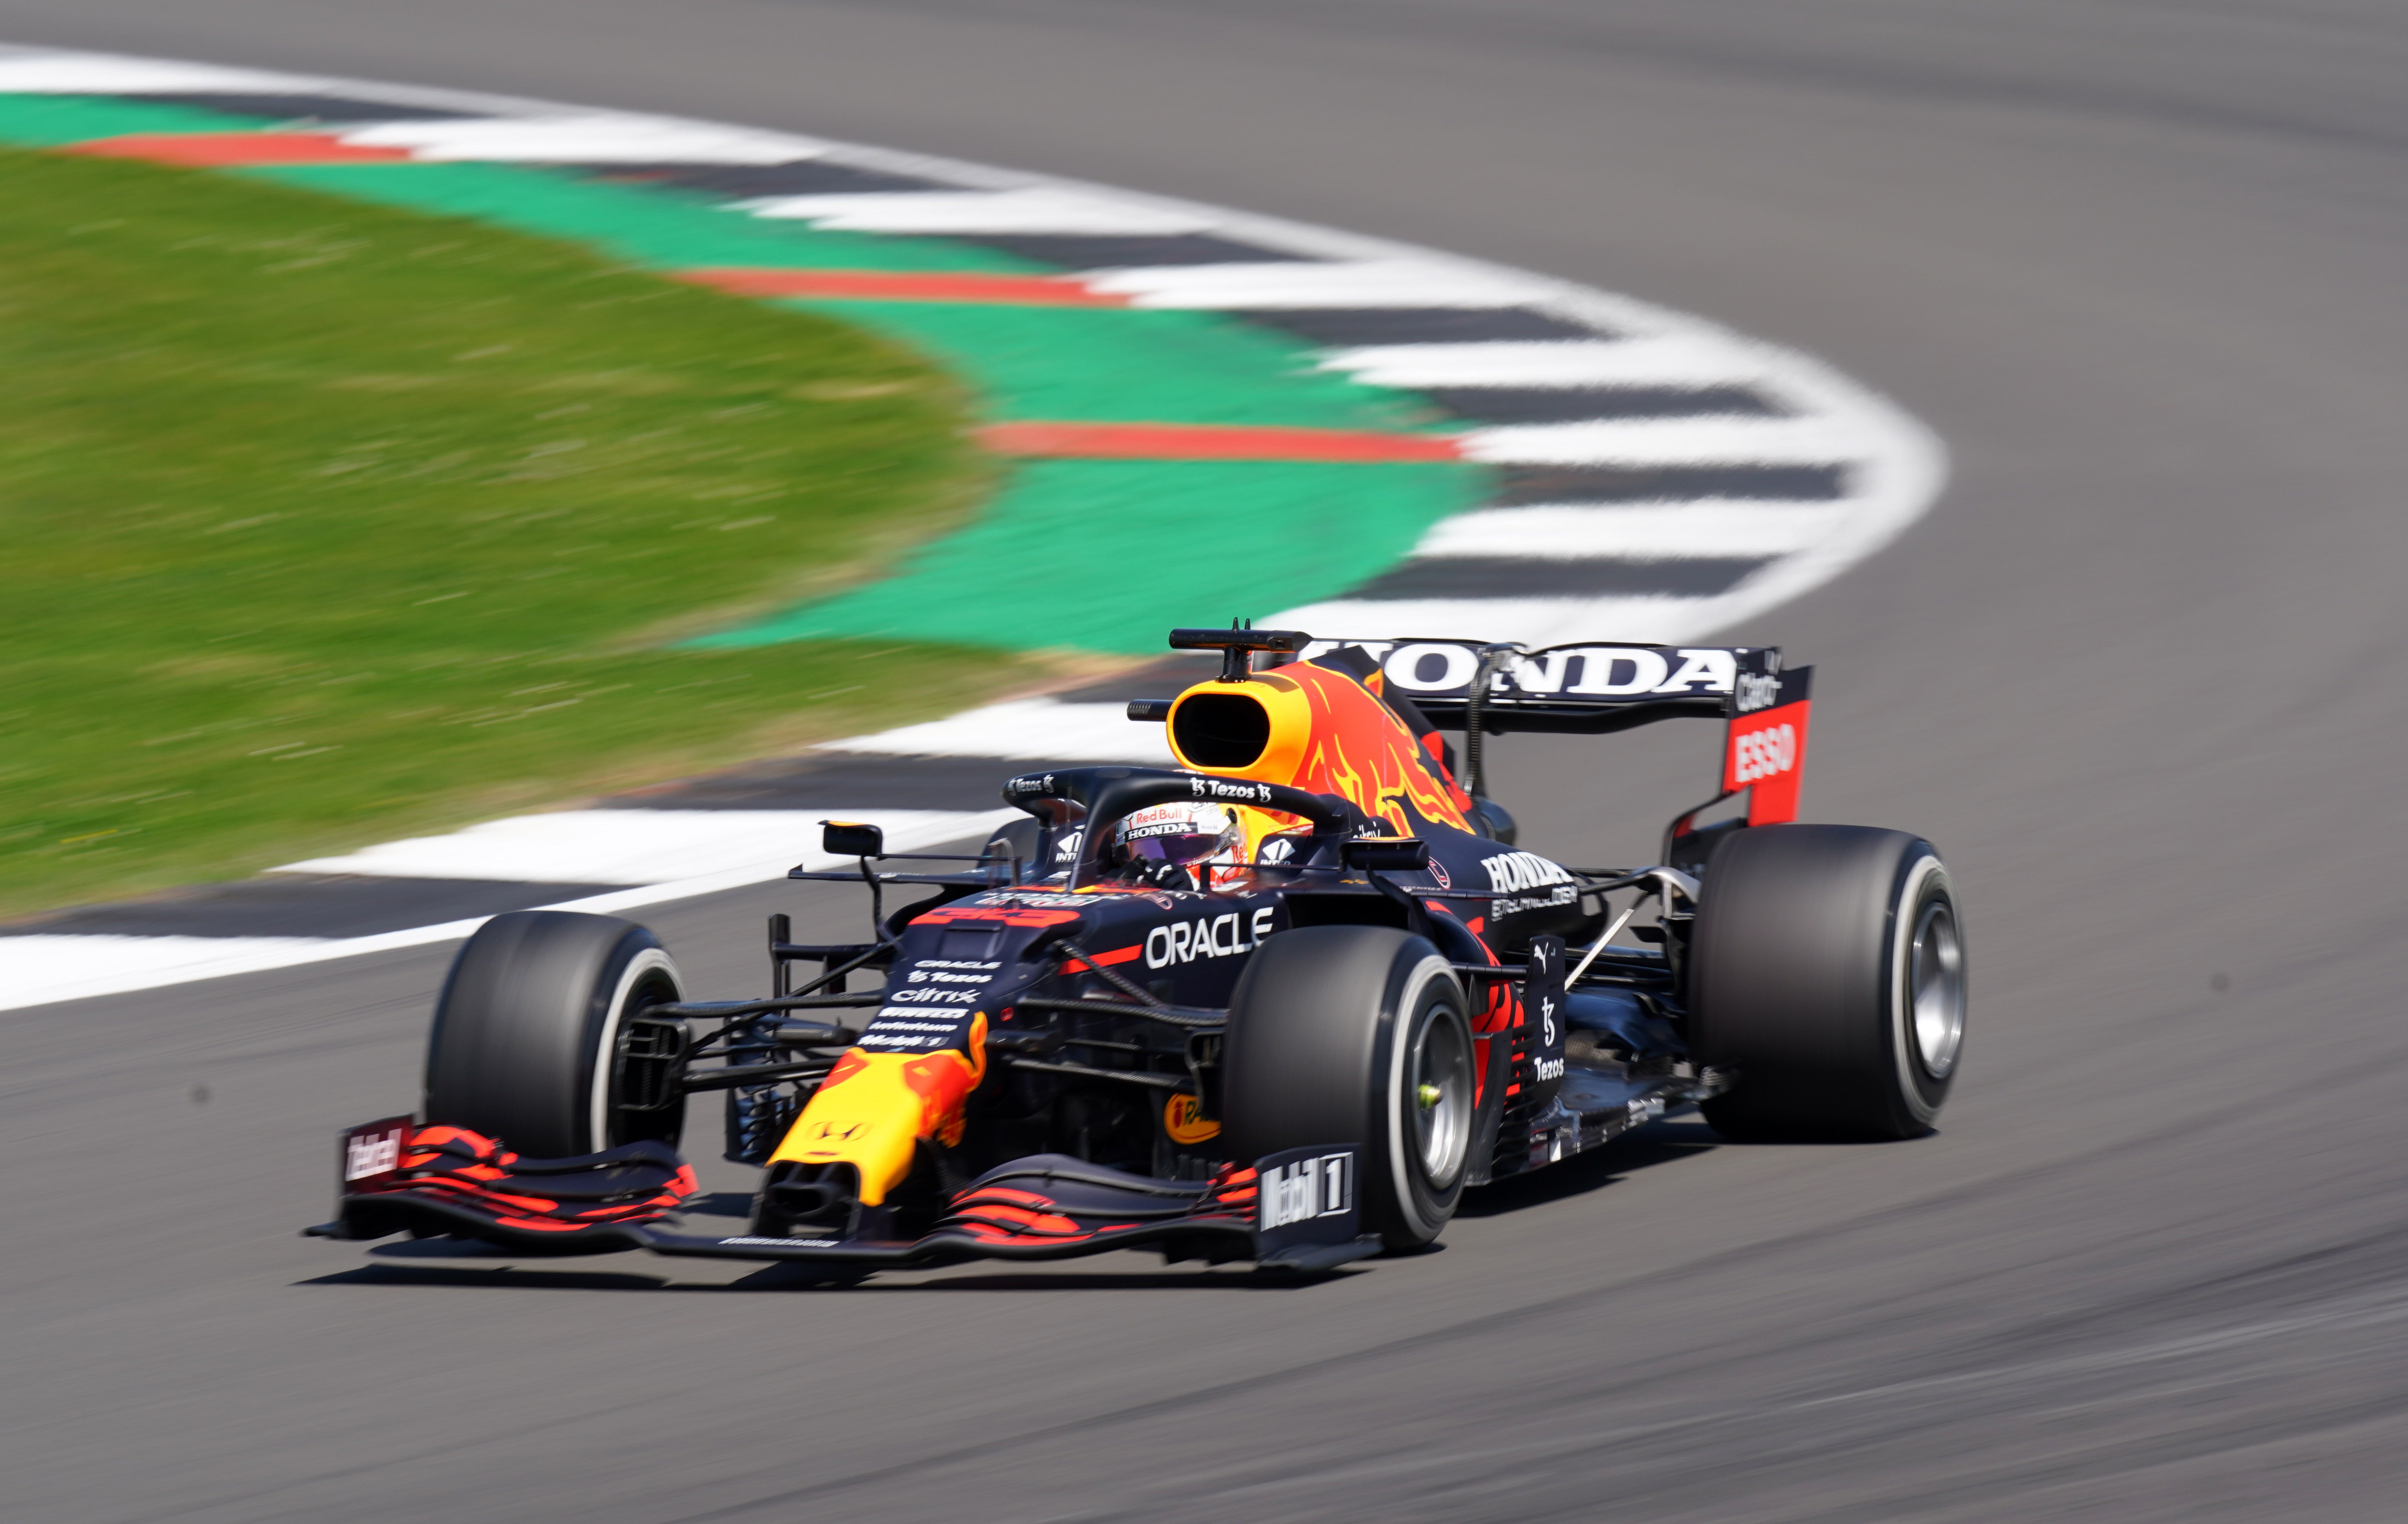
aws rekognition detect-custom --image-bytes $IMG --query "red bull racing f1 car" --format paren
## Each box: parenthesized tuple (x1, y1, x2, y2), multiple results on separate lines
(310, 628, 1966, 1275)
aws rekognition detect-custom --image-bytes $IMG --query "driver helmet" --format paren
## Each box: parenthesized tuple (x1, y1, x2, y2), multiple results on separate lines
(1113, 802, 1242, 874)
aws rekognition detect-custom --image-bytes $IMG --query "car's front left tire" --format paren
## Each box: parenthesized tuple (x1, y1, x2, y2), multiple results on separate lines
(423, 910, 686, 1157)
(1221, 925, 1476, 1250)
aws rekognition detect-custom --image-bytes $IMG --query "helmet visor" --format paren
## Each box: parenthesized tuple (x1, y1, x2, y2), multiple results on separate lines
(1118, 804, 1236, 866)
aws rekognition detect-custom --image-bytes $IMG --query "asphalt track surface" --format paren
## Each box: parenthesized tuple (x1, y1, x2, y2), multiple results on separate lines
(7, 2, 2408, 1518)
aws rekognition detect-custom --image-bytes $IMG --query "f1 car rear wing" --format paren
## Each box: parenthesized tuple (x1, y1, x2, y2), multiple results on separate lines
(1273, 631, 1812, 833)
(1280, 636, 1782, 735)
(1287, 636, 1812, 826)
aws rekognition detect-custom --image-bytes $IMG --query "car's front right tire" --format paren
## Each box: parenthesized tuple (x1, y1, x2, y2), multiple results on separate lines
(1222, 925, 1476, 1250)
(424, 910, 686, 1157)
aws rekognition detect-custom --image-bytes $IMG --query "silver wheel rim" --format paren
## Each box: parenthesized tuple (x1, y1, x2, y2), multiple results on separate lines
(1412, 1007, 1474, 1187)
(1909, 899, 1965, 1079)
(592, 946, 680, 1149)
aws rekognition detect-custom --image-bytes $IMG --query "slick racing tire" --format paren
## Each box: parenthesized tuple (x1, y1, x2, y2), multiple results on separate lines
(1222, 926, 1476, 1251)
(424, 911, 686, 1157)
(1689, 825, 1966, 1141)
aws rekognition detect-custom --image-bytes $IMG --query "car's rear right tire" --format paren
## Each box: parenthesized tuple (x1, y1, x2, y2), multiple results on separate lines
(424, 910, 686, 1158)
(1222, 925, 1475, 1251)
(1689, 824, 1965, 1141)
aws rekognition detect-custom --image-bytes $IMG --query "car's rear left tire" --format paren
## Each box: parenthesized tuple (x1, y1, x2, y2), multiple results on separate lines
(1689, 824, 1965, 1141)
(424, 910, 686, 1157)
(1222, 925, 1476, 1251)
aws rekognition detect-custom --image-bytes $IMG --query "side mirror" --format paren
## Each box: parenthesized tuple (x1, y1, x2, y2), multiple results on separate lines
(1341, 836, 1430, 872)
(821, 820, 885, 858)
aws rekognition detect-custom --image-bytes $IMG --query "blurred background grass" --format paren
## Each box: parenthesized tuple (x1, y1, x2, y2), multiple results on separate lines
(0, 147, 1040, 915)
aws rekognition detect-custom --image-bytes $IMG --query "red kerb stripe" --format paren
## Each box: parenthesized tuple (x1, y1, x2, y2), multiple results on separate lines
(678, 267, 1127, 306)
(63, 133, 416, 167)
(980, 421, 1463, 463)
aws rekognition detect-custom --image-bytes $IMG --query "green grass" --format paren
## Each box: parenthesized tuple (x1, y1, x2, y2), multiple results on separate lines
(0, 147, 1040, 916)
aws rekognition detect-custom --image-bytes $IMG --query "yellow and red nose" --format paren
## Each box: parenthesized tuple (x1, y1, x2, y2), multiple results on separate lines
(769, 1017, 986, 1205)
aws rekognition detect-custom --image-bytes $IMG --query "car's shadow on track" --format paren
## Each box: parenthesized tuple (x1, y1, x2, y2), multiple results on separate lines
(788, 1266, 1357, 1293)
(296, 1256, 1355, 1294)
(300, 1213, 1362, 1293)
(299, 1262, 678, 1292)
(1455, 1119, 1720, 1219)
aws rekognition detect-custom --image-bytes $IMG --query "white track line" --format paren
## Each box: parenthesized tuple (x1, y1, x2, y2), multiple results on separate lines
(340, 115, 828, 164)
(1083, 259, 1554, 310)
(276, 807, 1007, 884)
(1457, 416, 1873, 467)
(0, 811, 1018, 1013)
(1412, 504, 1849, 560)
(1316, 337, 1776, 390)
(817, 698, 1178, 765)
(0, 859, 957, 1014)
(741, 189, 1214, 236)
(0, 936, 331, 1006)
(1265, 594, 1728, 650)
(0, 54, 318, 93)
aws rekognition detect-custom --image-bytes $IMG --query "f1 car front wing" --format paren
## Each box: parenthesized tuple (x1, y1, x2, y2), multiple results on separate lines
(307, 1120, 1379, 1273)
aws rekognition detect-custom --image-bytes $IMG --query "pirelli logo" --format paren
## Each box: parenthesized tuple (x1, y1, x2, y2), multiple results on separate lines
(1259, 1152, 1353, 1231)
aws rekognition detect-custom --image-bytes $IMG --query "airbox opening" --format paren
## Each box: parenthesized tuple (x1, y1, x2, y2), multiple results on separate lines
(1172, 692, 1272, 768)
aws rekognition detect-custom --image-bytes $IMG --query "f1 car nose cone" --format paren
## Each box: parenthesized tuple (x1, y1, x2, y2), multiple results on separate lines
(1911, 900, 1967, 1079)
